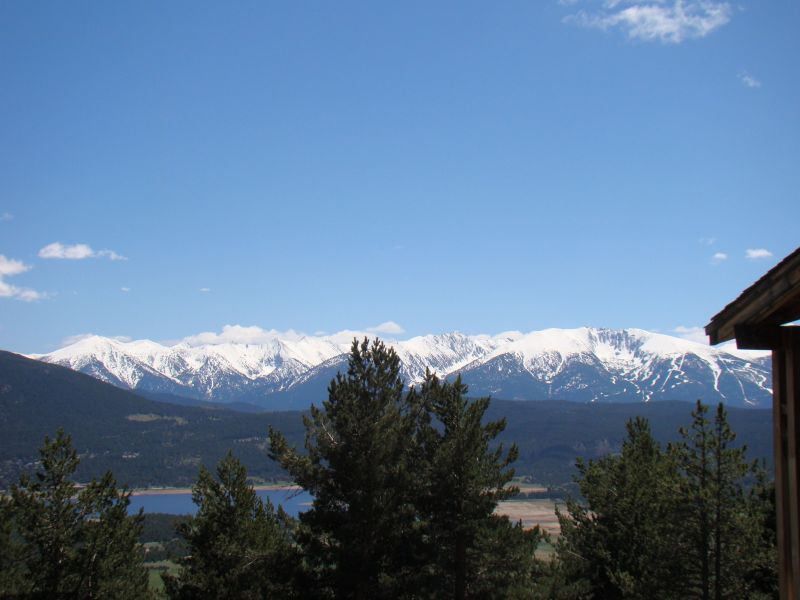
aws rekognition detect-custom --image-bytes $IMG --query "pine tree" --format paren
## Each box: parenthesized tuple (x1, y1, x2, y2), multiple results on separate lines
(669, 401, 767, 600)
(268, 338, 424, 599)
(164, 451, 298, 600)
(1, 429, 150, 599)
(0, 493, 26, 595)
(416, 372, 542, 599)
(743, 476, 779, 599)
(555, 417, 684, 600)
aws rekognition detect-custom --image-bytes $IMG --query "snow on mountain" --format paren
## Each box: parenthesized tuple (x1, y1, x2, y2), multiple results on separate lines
(456, 328, 772, 407)
(388, 332, 504, 384)
(30, 327, 774, 409)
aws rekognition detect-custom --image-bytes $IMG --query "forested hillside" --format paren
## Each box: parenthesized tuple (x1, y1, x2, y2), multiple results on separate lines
(0, 350, 773, 489)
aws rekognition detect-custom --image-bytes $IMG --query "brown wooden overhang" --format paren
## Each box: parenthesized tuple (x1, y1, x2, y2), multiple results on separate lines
(705, 246, 800, 346)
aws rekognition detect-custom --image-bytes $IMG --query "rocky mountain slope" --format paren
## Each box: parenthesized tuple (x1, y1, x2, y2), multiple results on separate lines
(30, 328, 772, 409)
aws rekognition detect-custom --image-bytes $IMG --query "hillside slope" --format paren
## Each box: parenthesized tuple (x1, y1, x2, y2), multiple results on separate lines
(0, 351, 304, 487)
(1, 350, 772, 489)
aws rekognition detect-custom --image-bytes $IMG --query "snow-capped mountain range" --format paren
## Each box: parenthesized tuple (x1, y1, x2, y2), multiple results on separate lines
(30, 328, 773, 409)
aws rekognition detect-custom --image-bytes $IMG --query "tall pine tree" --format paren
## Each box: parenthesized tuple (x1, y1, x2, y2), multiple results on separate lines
(268, 338, 424, 599)
(555, 417, 684, 600)
(554, 402, 777, 600)
(1, 429, 150, 599)
(669, 401, 768, 600)
(416, 372, 542, 599)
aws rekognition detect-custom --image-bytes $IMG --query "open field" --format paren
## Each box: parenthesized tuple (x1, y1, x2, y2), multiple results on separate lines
(513, 482, 550, 495)
(131, 483, 302, 496)
(496, 499, 563, 537)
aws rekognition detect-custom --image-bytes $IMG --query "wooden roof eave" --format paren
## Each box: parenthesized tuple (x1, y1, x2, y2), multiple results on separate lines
(705, 247, 800, 346)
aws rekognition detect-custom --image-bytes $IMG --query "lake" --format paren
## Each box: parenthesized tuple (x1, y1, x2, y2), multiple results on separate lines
(128, 488, 313, 517)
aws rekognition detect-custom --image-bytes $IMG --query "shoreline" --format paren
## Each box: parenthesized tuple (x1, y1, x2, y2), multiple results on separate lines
(130, 484, 302, 497)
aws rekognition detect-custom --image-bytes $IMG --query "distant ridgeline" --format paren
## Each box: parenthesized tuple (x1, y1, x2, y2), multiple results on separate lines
(0, 350, 773, 489)
(31, 327, 772, 410)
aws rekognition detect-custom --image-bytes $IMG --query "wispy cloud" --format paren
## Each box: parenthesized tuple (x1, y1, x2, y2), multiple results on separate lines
(199, 287, 211, 293)
(38, 242, 127, 261)
(711, 252, 728, 265)
(699, 237, 716, 246)
(61, 333, 132, 346)
(97, 249, 127, 260)
(739, 72, 761, 88)
(0, 212, 12, 222)
(121, 287, 131, 293)
(563, 1, 732, 44)
(0, 255, 45, 302)
(176, 323, 407, 347)
(366, 321, 406, 335)
(674, 325, 708, 344)
(745, 248, 773, 260)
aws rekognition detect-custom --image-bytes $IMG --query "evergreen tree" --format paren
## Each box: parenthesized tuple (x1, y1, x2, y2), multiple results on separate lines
(416, 373, 542, 599)
(164, 451, 298, 600)
(0, 494, 26, 596)
(554, 403, 777, 600)
(1, 429, 150, 600)
(555, 417, 684, 600)
(669, 401, 769, 600)
(743, 477, 779, 599)
(269, 338, 424, 599)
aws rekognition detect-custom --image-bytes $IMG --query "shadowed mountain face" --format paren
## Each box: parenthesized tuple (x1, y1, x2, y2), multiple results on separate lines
(0, 350, 305, 487)
(457, 348, 771, 406)
(31, 328, 771, 409)
(0, 350, 773, 489)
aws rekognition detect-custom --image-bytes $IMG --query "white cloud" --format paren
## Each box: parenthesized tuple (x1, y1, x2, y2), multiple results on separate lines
(739, 72, 761, 88)
(711, 252, 728, 265)
(0, 212, 12, 222)
(62, 333, 95, 346)
(121, 287, 131, 292)
(176, 323, 406, 348)
(366, 321, 406, 335)
(199, 287, 211, 293)
(180, 325, 306, 347)
(0, 280, 45, 302)
(564, 1, 732, 43)
(0, 255, 30, 277)
(39, 242, 95, 259)
(745, 248, 773, 260)
(699, 237, 716, 246)
(0, 255, 45, 302)
(38, 242, 127, 261)
(321, 329, 370, 345)
(674, 325, 708, 344)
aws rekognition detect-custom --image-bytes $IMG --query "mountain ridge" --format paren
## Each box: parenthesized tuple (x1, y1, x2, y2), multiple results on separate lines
(29, 327, 772, 409)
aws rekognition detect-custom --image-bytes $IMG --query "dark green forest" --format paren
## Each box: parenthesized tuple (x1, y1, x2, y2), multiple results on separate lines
(0, 350, 773, 490)
(0, 341, 777, 599)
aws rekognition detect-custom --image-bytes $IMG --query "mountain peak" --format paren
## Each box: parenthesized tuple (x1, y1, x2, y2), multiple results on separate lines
(29, 327, 773, 409)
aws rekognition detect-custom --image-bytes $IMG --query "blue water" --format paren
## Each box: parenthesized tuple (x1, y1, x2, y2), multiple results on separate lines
(128, 489, 313, 517)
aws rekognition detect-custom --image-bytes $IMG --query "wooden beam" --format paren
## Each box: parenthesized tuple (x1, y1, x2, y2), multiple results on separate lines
(734, 324, 783, 350)
(787, 335, 800, 600)
(773, 329, 800, 600)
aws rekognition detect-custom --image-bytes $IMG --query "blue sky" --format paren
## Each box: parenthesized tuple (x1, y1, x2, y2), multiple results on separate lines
(1, 1, 798, 353)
